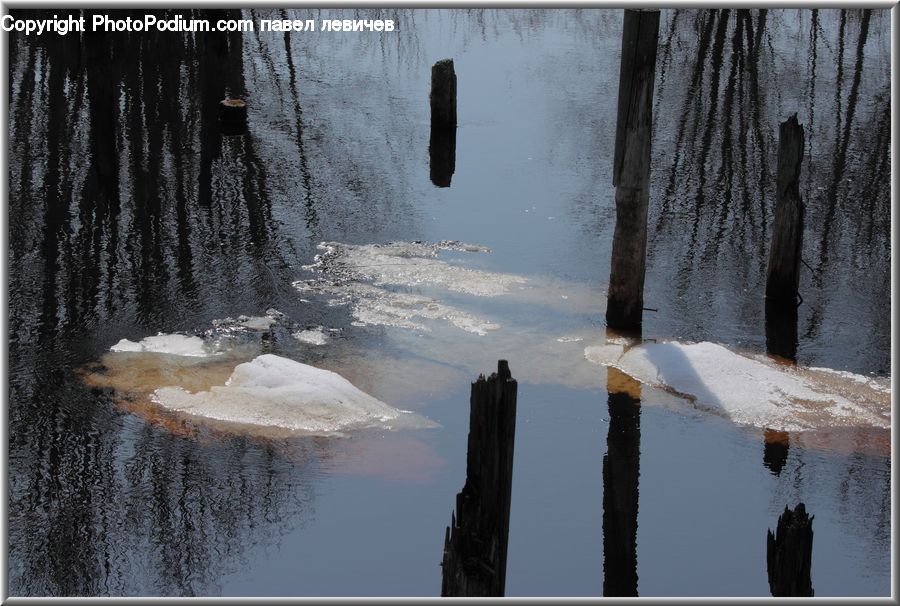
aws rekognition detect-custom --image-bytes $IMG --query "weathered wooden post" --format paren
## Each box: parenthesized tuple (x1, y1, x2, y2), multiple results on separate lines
(606, 9, 660, 333)
(767, 503, 814, 597)
(430, 59, 457, 128)
(441, 360, 517, 597)
(765, 115, 805, 360)
(603, 366, 641, 597)
(429, 59, 457, 187)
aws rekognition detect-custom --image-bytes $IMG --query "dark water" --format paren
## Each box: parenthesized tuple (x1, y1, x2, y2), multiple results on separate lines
(6, 8, 891, 596)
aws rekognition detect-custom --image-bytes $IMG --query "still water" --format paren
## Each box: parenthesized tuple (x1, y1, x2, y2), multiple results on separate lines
(6, 8, 891, 596)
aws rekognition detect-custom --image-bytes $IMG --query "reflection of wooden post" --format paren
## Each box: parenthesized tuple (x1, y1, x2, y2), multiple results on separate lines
(767, 503, 814, 597)
(219, 98, 248, 136)
(765, 115, 804, 360)
(606, 9, 660, 333)
(603, 366, 641, 597)
(762, 429, 789, 475)
(429, 125, 456, 187)
(441, 360, 517, 597)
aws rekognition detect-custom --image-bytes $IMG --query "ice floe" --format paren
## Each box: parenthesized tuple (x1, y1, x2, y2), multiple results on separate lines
(110, 334, 216, 358)
(584, 340, 890, 431)
(149, 354, 436, 435)
(294, 327, 329, 345)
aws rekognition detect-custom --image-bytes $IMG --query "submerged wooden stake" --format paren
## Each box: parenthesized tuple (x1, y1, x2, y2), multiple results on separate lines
(767, 503, 814, 597)
(441, 360, 517, 597)
(606, 9, 660, 333)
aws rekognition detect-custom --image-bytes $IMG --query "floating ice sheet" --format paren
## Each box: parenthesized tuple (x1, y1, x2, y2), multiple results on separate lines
(294, 327, 329, 345)
(302, 241, 523, 297)
(110, 334, 216, 358)
(294, 241, 522, 334)
(151, 354, 436, 435)
(584, 340, 890, 431)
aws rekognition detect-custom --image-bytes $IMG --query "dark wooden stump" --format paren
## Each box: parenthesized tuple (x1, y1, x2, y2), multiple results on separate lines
(603, 367, 641, 597)
(767, 503, 814, 597)
(430, 59, 457, 129)
(606, 9, 660, 333)
(765, 115, 805, 360)
(219, 98, 247, 136)
(441, 360, 517, 597)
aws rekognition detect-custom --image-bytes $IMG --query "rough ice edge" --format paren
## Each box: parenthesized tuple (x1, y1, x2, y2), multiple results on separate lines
(301, 240, 527, 298)
(149, 354, 438, 435)
(584, 340, 889, 432)
(293, 279, 500, 336)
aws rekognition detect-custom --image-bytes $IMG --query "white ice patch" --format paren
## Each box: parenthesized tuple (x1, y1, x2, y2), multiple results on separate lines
(110, 334, 215, 358)
(294, 327, 329, 346)
(150, 354, 437, 435)
(294, 240, 607, 336)
(302, 240, 527, 297)
(584, 340, 890, 431)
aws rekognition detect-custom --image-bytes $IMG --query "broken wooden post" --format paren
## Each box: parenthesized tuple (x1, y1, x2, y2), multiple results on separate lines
(765, 115, 804, 360)
(430, 59, 457, 128)
(767, 503, 814, 596)
(219, 97, 247, 136)
(441, 360, 517, 597)
(603, 366, 641, 597)
(606, 9, 660, 333)
(429, 59, 457, 187)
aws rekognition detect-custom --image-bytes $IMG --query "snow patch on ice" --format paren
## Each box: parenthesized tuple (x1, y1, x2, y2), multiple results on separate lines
(584, 340, 890, 431)
(150, 354, 437, 435)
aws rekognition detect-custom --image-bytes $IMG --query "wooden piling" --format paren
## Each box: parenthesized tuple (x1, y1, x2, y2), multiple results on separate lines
(441, 360, 517, 597)
(767, 503, 814, 596)
(430, 59, 457, 129)
(606, 9, 660, 333)
(765, 114, 805, 360)
(766, 115, 805, 302)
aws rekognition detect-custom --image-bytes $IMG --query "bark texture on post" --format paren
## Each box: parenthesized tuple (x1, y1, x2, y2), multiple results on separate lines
(602, 367, 641, 597)
(767, 503, 814, 597)
(606, 9, 660, 333)
(765, 114, 805, 360)
(430, 59, 457, 128)
(441, 360, 517, 597)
